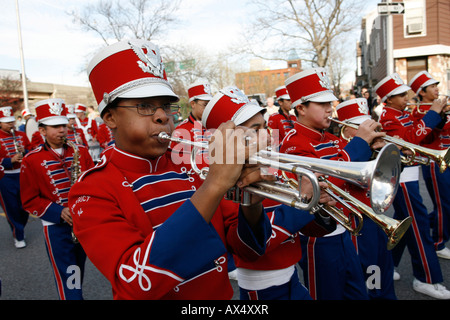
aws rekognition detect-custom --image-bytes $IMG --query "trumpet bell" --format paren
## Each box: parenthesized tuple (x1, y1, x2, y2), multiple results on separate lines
(386, 216, 412, 250)
(369, 143, 401, 214)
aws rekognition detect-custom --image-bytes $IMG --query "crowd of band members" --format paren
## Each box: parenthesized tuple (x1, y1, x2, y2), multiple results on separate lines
(0, 39, 449, 300)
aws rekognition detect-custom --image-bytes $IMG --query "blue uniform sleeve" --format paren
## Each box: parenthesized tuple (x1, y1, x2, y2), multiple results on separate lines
(149, 200, 227, 280)
(1, 158, 13, 169)
(422, 110, 443, 129)
(236, 205, 272, 256)
(43, 203, 64, 224)
(343, 136, 373, 162)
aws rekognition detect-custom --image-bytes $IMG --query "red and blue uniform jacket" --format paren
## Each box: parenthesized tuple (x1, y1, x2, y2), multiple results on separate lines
(411, 104, 450, 151)
(379, 106, 442, 145)
(0, 129, 32, 170)
(169, 113, 211, 170)
(68, 147, 272, 300)
(97, 123, 115, 149)
(268, 110, 297, 146)
(20, 142, 94, 223)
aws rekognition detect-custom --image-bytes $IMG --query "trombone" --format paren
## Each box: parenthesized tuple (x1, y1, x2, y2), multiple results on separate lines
(159, 132, 322, 211)
(330, 117, 450, 173)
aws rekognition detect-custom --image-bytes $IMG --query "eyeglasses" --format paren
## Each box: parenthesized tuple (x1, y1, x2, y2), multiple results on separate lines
(117, 103, 178, 116)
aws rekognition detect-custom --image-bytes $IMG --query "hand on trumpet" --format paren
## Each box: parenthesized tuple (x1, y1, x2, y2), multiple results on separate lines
(206, 120, 265, 196)
(429, 96, 448, 115)
(354, 119, 386, 150)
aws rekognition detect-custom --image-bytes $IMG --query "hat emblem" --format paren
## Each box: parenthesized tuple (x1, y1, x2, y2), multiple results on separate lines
(391, 73, 404, 86)
(128, 40, 164, 78)
(318, 70, 331, 90)
(221, 86, 249, 104)
(1, 108, 11, 117)
(49, 101, 63, 115)
(204, 84, 212, 95)
(357, 99, 368, 114)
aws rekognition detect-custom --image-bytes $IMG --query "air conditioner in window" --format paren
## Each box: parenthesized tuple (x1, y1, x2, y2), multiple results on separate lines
(407, 23, 423, 34)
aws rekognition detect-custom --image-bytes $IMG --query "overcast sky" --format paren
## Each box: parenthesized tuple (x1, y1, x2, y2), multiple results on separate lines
(1, 0, 381, 87)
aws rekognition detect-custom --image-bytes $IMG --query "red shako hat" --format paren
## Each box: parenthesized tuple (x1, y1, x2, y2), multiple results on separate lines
(374, 73, 410, 103)
(35, 98, 68, 126)
(0, 106, 16, 123)
(188, 82, 213, 102)
(336, 98, 371, 125)
(408, 71, 439, 95)
(66, 104, 76, 119)
(285, 68, 337, 108)
(202, 86, 266, 129)
(274, 86, 290, 101)
(75, 103, 87, 113)
(87, 39, 179, 115)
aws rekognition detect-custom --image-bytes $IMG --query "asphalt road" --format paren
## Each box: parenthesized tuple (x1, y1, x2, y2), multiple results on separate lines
(0, 171, 448, 301)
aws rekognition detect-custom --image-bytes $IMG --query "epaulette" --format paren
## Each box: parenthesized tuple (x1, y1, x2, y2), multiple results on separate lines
(23, 146, 43, 159)
(77, 154, 109, 182)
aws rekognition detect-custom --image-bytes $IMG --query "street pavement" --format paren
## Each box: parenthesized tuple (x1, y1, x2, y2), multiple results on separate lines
(0, 170, 449, 300)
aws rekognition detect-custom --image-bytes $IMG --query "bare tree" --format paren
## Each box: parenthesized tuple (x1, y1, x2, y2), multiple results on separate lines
(68, 0, 182, 45)
(0, 75, 23, 112)
(242, 0, 363, 67)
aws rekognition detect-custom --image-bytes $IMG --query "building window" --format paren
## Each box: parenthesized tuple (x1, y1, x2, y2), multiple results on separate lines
(403, 0, 426, 38)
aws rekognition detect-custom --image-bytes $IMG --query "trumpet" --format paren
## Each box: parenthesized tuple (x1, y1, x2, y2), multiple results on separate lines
(160, 132, 406, 243)
(159, 132, 322, 211)
(330, 117, 450, 173)
(407, 95, 450, 115)
(323, 178, 412, 250)
(257, 143, 401, 214)
(286, 174, 411, 249)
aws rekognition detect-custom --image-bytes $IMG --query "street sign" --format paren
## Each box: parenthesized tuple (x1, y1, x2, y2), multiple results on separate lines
(179, 59, 195, 70)
(377, 2, 405, 15)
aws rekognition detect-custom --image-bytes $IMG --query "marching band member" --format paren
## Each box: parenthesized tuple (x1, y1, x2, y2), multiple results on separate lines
(409, 71, 450, 259)
(20, 98, 94, 299)
(280, 68, 385, 300)
(335, 98, 397, 299)
(202, 85, 337, 300)
(169, 81, 240, 279)
(66, 104, 88, 147)
(0, 106, 31, 248)
(169, 81, 213, 169)
(375, 73, 450, 299)
(267, 86, 296, 148)
(97, 122, 115, 150)
(74, 103, 100, 161)
(67, 39, 273, 300)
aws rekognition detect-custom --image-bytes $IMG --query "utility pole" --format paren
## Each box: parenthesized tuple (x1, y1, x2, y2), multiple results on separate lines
(377, 1, 405, 76)
(15, 0, 29, 109)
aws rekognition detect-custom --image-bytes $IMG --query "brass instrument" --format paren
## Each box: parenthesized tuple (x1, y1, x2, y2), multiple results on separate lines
(158, 132, 321, 211)
(159, 133, 407, 245)
(330, 117, 450, 173)
(407, 95, 450, 115)
(285, 174, 411, 249)
(65, 138, 80, 243)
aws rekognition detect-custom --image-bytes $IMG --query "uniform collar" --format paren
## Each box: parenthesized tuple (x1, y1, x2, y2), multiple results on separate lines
(383, 106, 404, 115)
(295, 122, 327, 142)
(109, 146, 168, 174)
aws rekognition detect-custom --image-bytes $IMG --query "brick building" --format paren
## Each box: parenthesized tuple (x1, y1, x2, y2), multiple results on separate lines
(356, 0, 450, 97)
(235, 57, 302, 98)
(0, 69, 96, 115)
